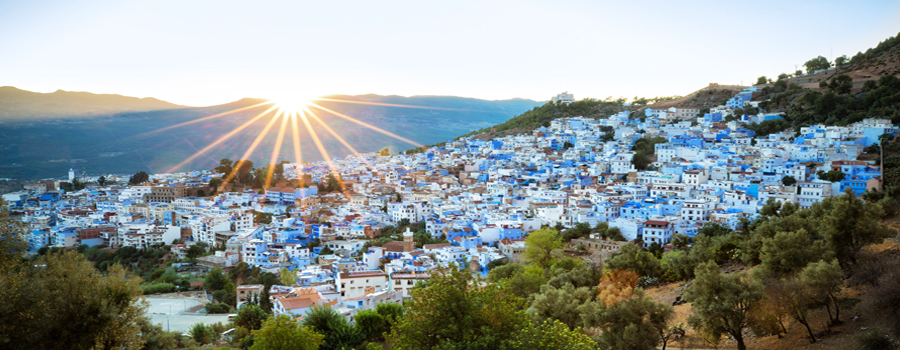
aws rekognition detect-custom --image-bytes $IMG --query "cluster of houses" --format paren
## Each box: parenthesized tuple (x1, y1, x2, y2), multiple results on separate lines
(3, 88, 895, 320)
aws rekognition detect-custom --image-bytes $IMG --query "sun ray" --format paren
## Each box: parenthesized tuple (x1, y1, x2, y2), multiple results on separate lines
(164, 104, 279, 173)
(223, 110, 285, 185)
(138, 101, 274, 137)
(297, 108, 351, 200)
(316, 98, 472, 111)
(304, 109, 373, 168)
(289, 112, 304, 178)
(264, 111, 291, 189)
(308, 103, 422, 147)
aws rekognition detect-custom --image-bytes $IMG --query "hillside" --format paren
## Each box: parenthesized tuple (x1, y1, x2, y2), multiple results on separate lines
(0, 92, 541, 179)
(0, 86, 186, 120)
(640, 83, 748, 112)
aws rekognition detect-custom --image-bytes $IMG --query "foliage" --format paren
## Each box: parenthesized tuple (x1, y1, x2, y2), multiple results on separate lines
(527, 283, 596, 329)
(386, 265, 593, 349)
(129, 170, 150, 185)
(817, 169, 846, 182)
(595, 270, 639, 305)
(280, 267, 296, 286)
(302, 306, 364, 350)
(856, 329, 896, 350)
(758, 229, 829, 277)
(522, 228, 564, 268)
(685, 261, 764, 350)
(804, 55, 831, 73)
(251, 314, 324, 350)
(190, 323, 216, 344)
(141, 282, 176, 295)
(206, 302, 232, 314)
(0, 251, 147, 350)
(583, 288, 674, 350)
(355, 302, 404, 343)
(781, 175, 797, 186)
(604, 242, 663, 278)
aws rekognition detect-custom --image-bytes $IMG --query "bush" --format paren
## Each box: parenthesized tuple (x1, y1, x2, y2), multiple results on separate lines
(141, 282, 176, 295)
(857, 329, 895, 350)
(205, 303, 231, 314)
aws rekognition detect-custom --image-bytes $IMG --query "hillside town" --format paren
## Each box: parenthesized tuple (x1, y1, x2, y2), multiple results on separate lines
(3, 88, 896, 322)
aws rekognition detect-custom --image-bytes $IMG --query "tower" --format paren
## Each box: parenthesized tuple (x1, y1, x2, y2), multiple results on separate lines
(68, 168, 75, 182)
(402, 227, 415, 252)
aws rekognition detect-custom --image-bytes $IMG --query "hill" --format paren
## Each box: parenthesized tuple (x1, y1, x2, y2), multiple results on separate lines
(0, 86, 186, 120)
(0, 91, 541, 179)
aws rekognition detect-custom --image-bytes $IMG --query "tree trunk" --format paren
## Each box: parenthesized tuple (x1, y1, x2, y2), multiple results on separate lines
(799, 319, 816, 343)
(734, 331, 746, 350)
(824, 302, 834, 324)
(830, 293, 841, 323)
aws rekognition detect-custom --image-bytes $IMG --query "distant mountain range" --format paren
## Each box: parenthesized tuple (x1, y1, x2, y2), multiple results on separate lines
(0, 86, 185, 119)
(0, 88, 542, 179)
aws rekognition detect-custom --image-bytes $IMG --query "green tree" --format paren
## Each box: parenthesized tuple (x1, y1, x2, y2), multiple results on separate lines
(781, 175, 797, 186)
(685, 261, 764, 350)
(633, 151, 652, 170)
(129, 171, 150, 185)
(387, 265, 593, 349)
(522, 228, 564, 268)
(251, 314, 324, 350)
(816, 189, 893, 267)
(302, 306, 363, 350)
(209, 177, 223, 190)
(759, 229, 829, 277)
(204, 267, 229, 292)
(583, 288, 675, 350)
(527, 283, 595, 329)
(215, 158, 234, 175)
(828, 74, 853, 94)
(799, 259, 845, 324)
(280, 267, 296, 286)
(0, 251, 146, 350)
(804, 55, 831, 74)
(235, 304, 269, 332)
(605, 242, 663, 278)
(97, 175, 107, 186)
(756, 76, 768, 85)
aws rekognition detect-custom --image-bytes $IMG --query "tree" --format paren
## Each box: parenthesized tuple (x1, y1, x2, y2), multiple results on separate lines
(781, 175, 797, 186)
(0, 251, 146, 350)
(215, 158, 234, 175)
(759, 229, 829, 277)
(633, 152, 652, 170)
(756, 76, 768, 85)
(204, 267, 229, 292)
(522, 228, 564, 268)
(280, 267, 296, 286)
(799, 259, 845, 324)
(0, 198, 26, 271)
(583, 288, 675, 350)
(129, 171, 150, 185)
(251, 314, 324, 350)
(302, 306, 363, 350)
(835, 54, 848, 67)
(97, 175, 107, 186)
(604, 242, 663, 278)
(209, 177, 223, 190)
(186, 241, 208, 260)
(816, 189, 893, 267)
(685, 261, 764, 350)
(817, 169, 846, 182)
(828, 74, 854, 94)
(804, 55, 831, 74)
(356, 302, 404, 343)
(235, 304, 269, 332)
(527, 283, 595, 329)
(387, 265, 593, 349)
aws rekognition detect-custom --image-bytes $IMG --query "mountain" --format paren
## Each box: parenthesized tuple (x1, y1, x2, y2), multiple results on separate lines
(0, 90, 541, 179)
(0, 86, 186, 120)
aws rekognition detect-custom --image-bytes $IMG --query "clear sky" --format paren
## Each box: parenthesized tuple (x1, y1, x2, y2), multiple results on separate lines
(2, 0, 898, 107)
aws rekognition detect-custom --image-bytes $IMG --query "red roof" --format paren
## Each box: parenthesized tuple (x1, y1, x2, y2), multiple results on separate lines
(643, 220, 669, 226)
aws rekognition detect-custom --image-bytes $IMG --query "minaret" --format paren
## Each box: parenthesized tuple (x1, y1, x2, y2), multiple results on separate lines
(68, 168, 75, 182)
(403, 227, 415, 252)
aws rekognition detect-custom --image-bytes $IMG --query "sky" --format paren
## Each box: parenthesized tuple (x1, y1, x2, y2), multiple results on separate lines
(2, 0, 899, 107)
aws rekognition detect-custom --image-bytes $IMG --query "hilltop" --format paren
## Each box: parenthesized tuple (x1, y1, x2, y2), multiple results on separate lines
(0, 86, 187, 120)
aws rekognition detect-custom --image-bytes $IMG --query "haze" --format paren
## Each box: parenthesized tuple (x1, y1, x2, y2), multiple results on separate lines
(1, 0, 898, 106)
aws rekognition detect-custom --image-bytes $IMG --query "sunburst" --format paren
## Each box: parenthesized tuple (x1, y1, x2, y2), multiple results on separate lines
(150, 92, 447, 195)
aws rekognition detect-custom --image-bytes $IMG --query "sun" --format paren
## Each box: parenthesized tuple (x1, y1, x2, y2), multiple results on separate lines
(269, 93, 320, 114)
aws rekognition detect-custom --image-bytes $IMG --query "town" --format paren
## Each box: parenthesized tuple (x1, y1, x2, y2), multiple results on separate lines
(3, 88, 895, 328)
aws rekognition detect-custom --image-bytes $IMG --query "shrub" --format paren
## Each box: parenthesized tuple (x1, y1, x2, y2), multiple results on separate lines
(857, 329, 895, 350)
(141, 282, 176, 295)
